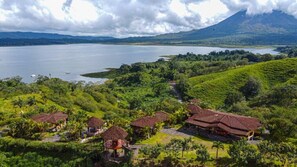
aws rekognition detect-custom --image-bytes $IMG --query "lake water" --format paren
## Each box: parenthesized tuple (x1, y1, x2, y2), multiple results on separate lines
(0, 44, 277, 83)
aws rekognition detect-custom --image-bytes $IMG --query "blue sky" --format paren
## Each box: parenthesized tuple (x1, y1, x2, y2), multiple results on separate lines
(0, 0, 296, 37)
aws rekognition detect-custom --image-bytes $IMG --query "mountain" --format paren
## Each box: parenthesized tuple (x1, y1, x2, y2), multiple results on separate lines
(1, 10, 297, 46)
(115, 10, 297, 45)
(0, 32, 115, 46)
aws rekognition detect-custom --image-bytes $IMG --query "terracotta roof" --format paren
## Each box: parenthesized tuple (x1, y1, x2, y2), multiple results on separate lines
(130, 116, 159, 128)
(155, 111, 170, 122)
(186, 108, 261, 137)
(87, 117, 104, 127)
(187, 104, 206, 115)
(101, 126, 128, 141)
(31, 112, 68, 124)
(131, 111, 170, 128)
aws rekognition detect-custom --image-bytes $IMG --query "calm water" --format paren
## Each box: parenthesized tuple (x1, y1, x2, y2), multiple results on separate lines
(0, 44, 277, 83)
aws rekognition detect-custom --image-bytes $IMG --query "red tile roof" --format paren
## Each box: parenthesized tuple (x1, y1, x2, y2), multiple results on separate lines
(31, 112, 68, 124)
(187, 104, 206, 115)
(130, 116, 159, 128)
(186, 106, 261, 137)
(130, 111, 170, 128)
(87, 117, 104, 128)
(101, 126, 128, 141)
(155, 111, 170, 122)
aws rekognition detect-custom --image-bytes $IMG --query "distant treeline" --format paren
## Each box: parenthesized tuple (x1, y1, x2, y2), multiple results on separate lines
(0, 38, 107, 46)
(276, 46, 297, 57)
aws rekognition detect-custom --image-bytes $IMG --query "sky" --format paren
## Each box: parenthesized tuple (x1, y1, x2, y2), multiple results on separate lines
(0, 0, 297, 37)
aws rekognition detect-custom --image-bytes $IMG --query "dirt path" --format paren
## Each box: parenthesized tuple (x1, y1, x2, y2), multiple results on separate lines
(169, 81, 183, 103)
(160, 128, 192, 138)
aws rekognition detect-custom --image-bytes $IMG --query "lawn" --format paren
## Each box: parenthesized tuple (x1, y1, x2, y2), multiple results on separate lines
(137, 130, 230, 159)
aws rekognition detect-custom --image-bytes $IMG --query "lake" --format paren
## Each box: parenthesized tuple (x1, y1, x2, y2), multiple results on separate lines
(0, 44, 277, 83)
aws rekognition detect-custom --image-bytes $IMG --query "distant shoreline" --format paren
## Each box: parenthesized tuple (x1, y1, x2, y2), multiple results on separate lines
(81, 46, 279, 79)
(0, 41, 280, 49)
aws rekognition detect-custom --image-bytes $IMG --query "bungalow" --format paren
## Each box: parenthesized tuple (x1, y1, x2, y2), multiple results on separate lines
(87, 117, 105, 135)
(186, 107, 261, 140)
(130, 116, 159, 130)
(130, 111, 170, 138)
(31, 112, 68, 131)
(101, 126, 129, 158)
(155, 111, 170, 122)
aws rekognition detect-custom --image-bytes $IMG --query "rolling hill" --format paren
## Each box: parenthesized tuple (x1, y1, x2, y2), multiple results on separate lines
(188, 58, 297, 108)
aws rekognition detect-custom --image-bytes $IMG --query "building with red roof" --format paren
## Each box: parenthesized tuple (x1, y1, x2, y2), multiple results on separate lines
(130, 111, 170, 138)
(101, 126, 129, 158)
(87, 117, 105, 135)
(31, 112, 68, 131)
(186, 105, 261, 139)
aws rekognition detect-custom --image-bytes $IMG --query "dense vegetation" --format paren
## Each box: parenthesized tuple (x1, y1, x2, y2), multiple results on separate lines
(0, 137, 103, 166)
(0, 47, 296, 166)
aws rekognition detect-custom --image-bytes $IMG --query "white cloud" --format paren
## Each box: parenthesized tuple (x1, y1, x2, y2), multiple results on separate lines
(221, 0, 297, 16)
(0, 0, 296, 37)
(169, 0, 191, 17)
(188, 0, 229, 26)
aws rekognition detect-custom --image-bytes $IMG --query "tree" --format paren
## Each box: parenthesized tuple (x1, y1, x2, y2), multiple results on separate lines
(271, 85, 297, 107)
(240, 77, 261, 99)
(176, 75, 191, 100)
(267, 118, 296, 142)
(230, 101, 250, 113)
(0, 152, 8, 167)
(196, 144, 210, 166)
(212, 141, 224, 160)
(224, 91, 244, 106)
(180, 137, 193, 158)
(8, 118, 42, 139)
(119, 64, 131, 73)
(166, 138, 193, 158)
(65, 121, 84, 140)
(165, 138, 182, 158)
(253, 85, 297, 107)
(153, 83, 170, 96)
(243, 53, 260, 62)
(26, 96, 36, 106)
(71, 110, 88, 123)
(228, 140, 259, 166)
(260, 54, 273, 62)
(257, 141, 297, 166)
(12, 97, 24, 108)
(139, 144, 163, 159)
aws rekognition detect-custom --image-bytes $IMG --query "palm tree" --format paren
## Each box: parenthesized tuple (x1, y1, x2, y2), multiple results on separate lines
(212, 141, 224, 160)
(166, 138, 193, 158)
(196, 144, 210, 166)
(181, 137, 192, 157)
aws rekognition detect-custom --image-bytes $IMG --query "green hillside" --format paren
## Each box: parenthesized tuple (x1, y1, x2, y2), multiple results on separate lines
(188, 58, 297, 108)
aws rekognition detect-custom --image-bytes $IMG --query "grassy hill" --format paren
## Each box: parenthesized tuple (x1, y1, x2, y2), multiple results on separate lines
(188, 58, 297, 108)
